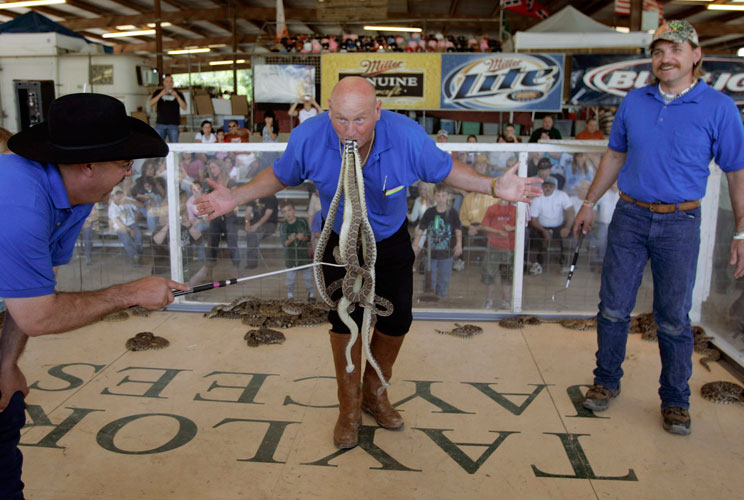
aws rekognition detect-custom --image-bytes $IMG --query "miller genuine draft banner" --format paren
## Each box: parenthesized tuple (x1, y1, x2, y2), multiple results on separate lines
(320, 54, 441, 109)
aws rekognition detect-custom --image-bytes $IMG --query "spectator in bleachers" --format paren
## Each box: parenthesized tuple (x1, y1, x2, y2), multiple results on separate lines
(178, 152, 205, 189)
(564, 152, 596, 197)
(529, 114, 562, 143)
(414, 184, 462, 299)
(216, 127, 226, 143)
(575, 118, 605, 140)
(151, 192, 208, 285)
(529, 176, 574, 273)
(504, 123, 522, 143)
(278, 199, 315, 301)
(289, 94, 322, 124)
(460, 159, 497, 268)
(436, 129, 448, 143)
(225, 120, 250, 143)
(536, 157, 565, 191)
(408, 181, 435, 226)
(108, 186, 144, 265)
(598, 107, 616, 136)
(255, 111, 280, 143)
(194, 120, 217, 143)
(204, 158, 241, 274)
(480, 198, 517, 309)
(244, 193, 278, 269)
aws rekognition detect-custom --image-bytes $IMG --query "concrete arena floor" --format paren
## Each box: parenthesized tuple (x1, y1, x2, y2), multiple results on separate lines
(17, 311, 744, 500)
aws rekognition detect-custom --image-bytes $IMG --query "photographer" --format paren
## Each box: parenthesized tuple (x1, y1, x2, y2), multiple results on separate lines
(148, 74, 186, 143)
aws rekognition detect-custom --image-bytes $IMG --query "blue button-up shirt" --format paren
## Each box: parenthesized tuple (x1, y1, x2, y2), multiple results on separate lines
(0, 155, 93, 298)
(274, 110, 453, 241)
(609, 80, 744, 203)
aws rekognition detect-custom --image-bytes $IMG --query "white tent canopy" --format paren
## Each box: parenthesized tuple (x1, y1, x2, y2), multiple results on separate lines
(505, 6, 653, 51)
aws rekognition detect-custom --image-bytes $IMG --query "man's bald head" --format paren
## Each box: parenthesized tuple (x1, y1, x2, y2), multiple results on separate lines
(329, 77, 378, 110)
(327, 76, 381, 151)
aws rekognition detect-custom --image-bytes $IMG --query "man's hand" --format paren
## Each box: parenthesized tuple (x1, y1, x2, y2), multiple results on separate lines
(493, 163, 544, 203)
(0, 363, 28, 411)
(468, 226, 479, 236)
(454, 243, 463, 258)
(119, 276, 189, 310)
(194, 179, 238, 221)
(560, 226, 571, 238)
(572, 205, 595, 238)
(731, 239, 744, 279)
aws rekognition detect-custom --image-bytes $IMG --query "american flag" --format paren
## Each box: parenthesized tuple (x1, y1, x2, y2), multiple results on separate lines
(616, 0, 664, 23)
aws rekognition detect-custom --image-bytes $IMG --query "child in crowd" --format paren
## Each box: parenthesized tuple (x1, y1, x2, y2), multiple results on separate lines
(278, 199, 315, 301)
(414, 184, 462, 299)
(480, 198, 517, 309)
(108, 187, 144, 265)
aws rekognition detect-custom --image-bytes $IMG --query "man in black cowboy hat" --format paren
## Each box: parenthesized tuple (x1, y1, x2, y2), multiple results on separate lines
(0, 93, 188, 499)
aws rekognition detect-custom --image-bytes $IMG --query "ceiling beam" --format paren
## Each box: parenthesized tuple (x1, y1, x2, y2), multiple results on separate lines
(59, 7, 508, 31)
(113, 34, 259, 54)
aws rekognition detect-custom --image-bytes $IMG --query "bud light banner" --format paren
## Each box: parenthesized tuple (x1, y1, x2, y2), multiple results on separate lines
(570, 55, 744, 106)
(441, 53, 564, 111)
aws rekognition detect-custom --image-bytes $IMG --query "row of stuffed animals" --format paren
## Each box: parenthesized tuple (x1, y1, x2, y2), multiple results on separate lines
(271, 33, 502, 53)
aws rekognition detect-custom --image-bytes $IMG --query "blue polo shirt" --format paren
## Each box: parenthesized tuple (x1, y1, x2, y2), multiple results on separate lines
(609, 80, 744, 203)
(0, 155, 94, 298)
(274, 110, 452, 241)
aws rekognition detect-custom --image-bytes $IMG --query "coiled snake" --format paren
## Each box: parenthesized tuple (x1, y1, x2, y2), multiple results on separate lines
(313, 139, 393, 392)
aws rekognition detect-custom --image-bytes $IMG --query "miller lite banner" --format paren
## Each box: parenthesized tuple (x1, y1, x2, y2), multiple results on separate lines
(320, 54, 441, 109)
(441, 53, 564, 111)
(570, 55, 744, 106)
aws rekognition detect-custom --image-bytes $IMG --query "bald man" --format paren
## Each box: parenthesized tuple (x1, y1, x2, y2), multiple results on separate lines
(196, 76, 542, 449)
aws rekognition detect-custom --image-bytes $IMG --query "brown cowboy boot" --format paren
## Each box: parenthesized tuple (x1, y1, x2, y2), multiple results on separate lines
(329, 331, 362, 449)
(361, 330, 405, 430)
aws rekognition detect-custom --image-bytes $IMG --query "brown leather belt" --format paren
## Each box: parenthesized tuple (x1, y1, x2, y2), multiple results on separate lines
(619, 192, 700, 213)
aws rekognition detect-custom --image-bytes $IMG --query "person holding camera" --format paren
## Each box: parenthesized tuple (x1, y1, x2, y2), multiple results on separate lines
(288, 94, 322, 124)
(148, 74, 187, 143)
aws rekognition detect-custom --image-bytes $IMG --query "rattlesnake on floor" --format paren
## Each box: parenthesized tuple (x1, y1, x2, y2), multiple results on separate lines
(244, 328, 286, 347)
(435, 323, 484, 339)
(700, 381, 744, 405)
(125, 331, 169, 351)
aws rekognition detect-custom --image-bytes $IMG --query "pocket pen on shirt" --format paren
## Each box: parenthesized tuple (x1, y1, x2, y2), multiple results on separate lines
(382, 175, 404, 198)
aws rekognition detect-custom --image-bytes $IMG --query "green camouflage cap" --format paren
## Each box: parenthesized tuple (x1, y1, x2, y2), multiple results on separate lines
(651, 20, 699, 47)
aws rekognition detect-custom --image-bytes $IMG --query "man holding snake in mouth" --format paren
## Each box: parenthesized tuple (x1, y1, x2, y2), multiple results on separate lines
(196, 76, 543, 449)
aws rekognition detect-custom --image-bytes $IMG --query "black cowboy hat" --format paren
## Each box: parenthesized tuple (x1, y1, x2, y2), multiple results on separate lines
(8, 93, 168, 164)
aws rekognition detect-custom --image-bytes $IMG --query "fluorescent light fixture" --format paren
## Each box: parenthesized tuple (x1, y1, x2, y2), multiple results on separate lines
(707, 4, 744, 10)
(102, 29, 156, 38)
(0, 0, 65, 8)
(615, 26, 630, 33)
(739, 47, 744, 57)
(208, 44, 227, 48)
(167, 47, 210, 55)
(147, 22, 172, 28)
(209, 59, 246, 66)
(116, 25, 137, 30)
(363, 25, 422, 33)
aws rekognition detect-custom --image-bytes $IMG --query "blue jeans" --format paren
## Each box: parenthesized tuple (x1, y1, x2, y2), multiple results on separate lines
(116, 224, 143, 260)
(593, 199, 700, 409)
(286, 268, 314, 298)
(425, 256, 454, 298)
(155, 123, 180, 143)
(0, 391, 26, 500)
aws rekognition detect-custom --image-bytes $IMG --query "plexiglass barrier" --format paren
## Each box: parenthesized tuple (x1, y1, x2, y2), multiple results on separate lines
(56, 140, 742, 368)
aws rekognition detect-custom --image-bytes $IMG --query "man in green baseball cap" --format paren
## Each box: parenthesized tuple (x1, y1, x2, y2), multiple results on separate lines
(574, 19, 744, 437)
